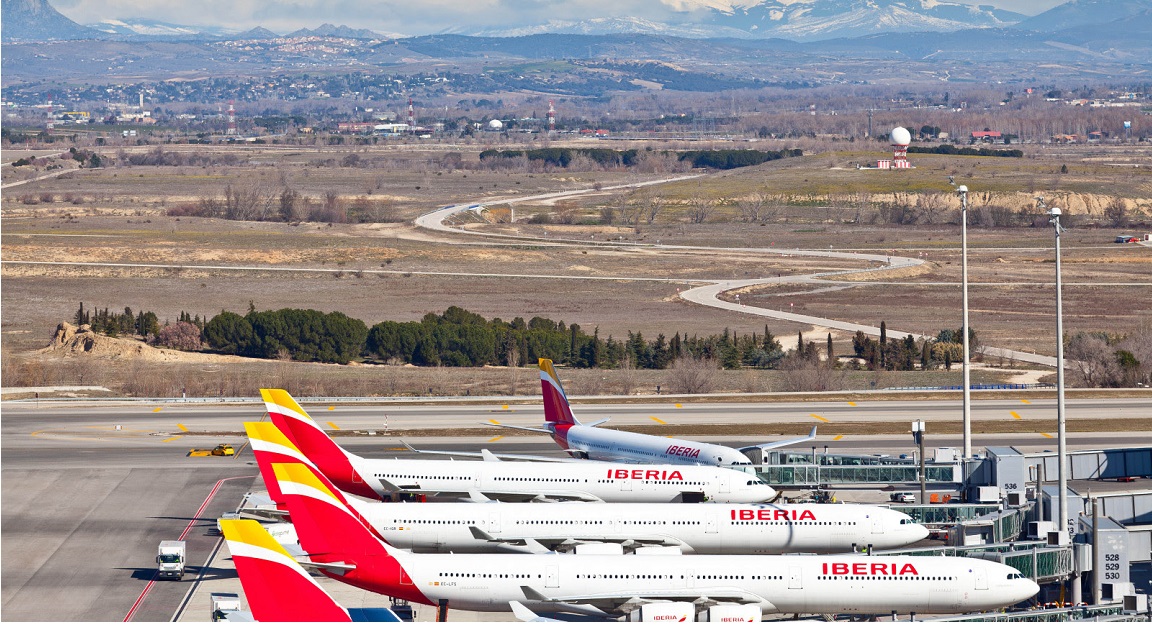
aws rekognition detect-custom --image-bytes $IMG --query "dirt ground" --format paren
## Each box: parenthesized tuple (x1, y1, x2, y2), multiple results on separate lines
(2, 146, 1149, 395)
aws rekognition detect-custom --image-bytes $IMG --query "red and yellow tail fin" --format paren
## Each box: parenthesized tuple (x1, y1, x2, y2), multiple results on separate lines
(260, 389, 379, 500)
(244, 421, 311, 509)
(220, 518, 352, 622)
(538, 358, 575, 427)
(272, 462, 430, 605)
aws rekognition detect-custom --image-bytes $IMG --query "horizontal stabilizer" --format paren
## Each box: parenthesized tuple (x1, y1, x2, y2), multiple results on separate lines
(491, 422, 554, 434)
(749, 426, 818, 452)
(401, 440, 573, 463)
(297, 559, 358, 575)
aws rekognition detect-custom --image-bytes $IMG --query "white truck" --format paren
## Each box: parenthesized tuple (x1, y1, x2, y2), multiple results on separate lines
(157, 540, 186, 580)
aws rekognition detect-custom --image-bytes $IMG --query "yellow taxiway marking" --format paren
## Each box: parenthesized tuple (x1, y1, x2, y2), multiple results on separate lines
(152, 407, 163, 413)
(488, 436, 504, 443)
(177, 423, 188, 432)
(1041, 433, 1054, 439)
(847, 401, 857, 407)
(833, 435, 844, 441)
(1009, 411, 1022, 420)
(489, 419, 502, 425)
(162, 435, 183, 443)
(809, 414, 829, 422)
(326, 421, 341, 430)
(1021, 399, 1032, 404)
(649, 416, 667, 424)
(674, 403, 683, 408)
(502, 405, 510, 410)
(328, 406, 335, 411)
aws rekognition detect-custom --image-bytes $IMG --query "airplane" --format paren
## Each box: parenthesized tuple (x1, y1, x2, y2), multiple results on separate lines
(492, 358, 817, 466)
(245, 420, 928, 554)
(259, 388, 777, 504)
(218, 517, 402, 622)
(271, 460, 1040, 620)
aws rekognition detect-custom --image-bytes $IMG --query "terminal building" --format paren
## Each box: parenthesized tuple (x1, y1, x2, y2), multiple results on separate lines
(750, 443, 1152, 620)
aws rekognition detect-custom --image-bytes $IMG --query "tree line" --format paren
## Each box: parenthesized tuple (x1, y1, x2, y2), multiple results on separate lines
(908, 144, 1023, 158)
(70, 302, 1016, 376)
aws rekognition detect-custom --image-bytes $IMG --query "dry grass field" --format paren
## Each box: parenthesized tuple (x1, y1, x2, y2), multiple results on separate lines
(2, 142, 1149, 397)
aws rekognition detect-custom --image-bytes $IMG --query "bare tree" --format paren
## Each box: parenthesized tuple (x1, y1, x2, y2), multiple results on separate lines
(776, 354, 846, 392)
(1066, 333, 1120, 387)
(614, 355, 640, 395)
(154, 321, 203, 351)
(612, 190, 638, 226)
(687, 196, 716, 224)
(1104, 197, 1130, 228)
(643, 193, 666, 224)
(553, 199, 577, 224)
(667, 356, 720, 393)
(737, 190, 769, 223)
(223, 181, 275, 221)
(915, 192, 950, 225)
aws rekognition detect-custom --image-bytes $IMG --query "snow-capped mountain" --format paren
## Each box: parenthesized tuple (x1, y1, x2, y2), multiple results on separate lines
(469, 16, 752, 39)
(468, 1, 1028, 41)
(700, 0, 1027, 41)
(87, 18, 236, 39)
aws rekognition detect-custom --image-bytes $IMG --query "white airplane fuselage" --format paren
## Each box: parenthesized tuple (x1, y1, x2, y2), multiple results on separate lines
(361, 501, 928, 554)
(350, 455, 776, 504)
(342, 551, 1039, 617)
(556, 422, 754, 465)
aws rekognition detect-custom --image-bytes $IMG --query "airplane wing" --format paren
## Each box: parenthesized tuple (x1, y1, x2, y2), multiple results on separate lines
(519, 586, 772, 617)
(467, 528, 553, 554)
(747, 426, 818, 451)
(399, 440, 577, 463)
(401, 488, 606, 503)
(509, 601, 565, 622)
(468, 526, 685, 553)
(238, 492, 288, 518)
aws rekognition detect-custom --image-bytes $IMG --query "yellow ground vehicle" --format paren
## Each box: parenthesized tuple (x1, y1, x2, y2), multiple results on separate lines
(189, 444, 236, 457)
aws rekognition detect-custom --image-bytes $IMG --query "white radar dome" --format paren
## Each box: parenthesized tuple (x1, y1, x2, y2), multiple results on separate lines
(890, 127, 912, 145)
(488, 119, 504, 130)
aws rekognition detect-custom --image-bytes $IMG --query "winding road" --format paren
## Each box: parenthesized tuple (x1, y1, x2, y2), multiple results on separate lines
(413, 176, 1059, 368)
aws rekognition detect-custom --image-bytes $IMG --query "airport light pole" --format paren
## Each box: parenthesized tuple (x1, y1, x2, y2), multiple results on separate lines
(949, 178, 972, 459)
(912, 420, 926, 504)
(1050, 207, 1069, 538)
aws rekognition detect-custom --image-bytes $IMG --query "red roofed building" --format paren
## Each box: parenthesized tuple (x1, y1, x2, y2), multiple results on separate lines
(971, 130, 1002, 141)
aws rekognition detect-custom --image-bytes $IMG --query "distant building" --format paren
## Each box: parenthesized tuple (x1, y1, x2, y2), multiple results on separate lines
(337, 122, 375, 133)
(971, 130, 1002, 142)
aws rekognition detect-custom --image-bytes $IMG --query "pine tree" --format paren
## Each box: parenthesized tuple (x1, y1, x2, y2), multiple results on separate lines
(879, 321, 887, 368)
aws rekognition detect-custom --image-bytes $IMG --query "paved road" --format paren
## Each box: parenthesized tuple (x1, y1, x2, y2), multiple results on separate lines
(412, 188, 1067, 368)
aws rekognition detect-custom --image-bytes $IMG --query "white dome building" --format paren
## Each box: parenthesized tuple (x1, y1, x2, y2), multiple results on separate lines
(879, 126, 912, 169)
(488, 119, 504, 131)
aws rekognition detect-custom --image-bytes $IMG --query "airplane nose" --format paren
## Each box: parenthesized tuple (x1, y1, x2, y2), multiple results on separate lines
(1021, 578, 1040, 600)
(911, 523, 930, 542)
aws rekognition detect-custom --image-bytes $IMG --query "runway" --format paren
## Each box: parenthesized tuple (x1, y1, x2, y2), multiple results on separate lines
(4, 393, 1149, 437)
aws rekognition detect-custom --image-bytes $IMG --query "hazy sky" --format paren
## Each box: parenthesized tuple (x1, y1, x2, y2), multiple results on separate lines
(52, 1, 1070, 36)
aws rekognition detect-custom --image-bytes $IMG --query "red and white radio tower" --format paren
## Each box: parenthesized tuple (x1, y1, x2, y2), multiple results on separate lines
(547, 100, 556, 131)
(46, 97, 54, 131)
(407, 97, 415, 129)
(226, 100, 237, 136)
